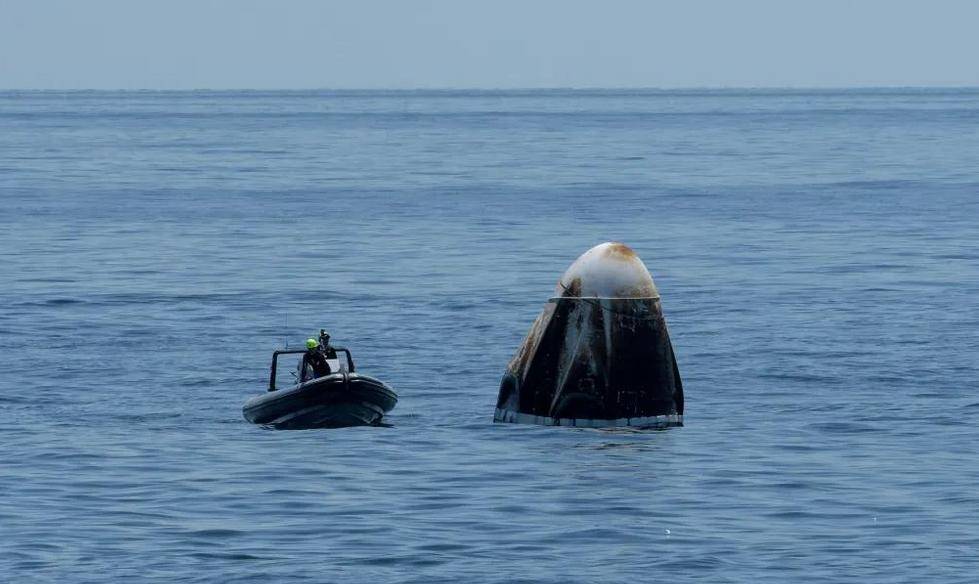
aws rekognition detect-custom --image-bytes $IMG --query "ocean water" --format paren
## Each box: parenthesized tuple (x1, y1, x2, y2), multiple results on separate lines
(1, 89, 978, 583)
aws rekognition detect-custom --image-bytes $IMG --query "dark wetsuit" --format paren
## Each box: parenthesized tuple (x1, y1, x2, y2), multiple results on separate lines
(302, 349, 332, 381)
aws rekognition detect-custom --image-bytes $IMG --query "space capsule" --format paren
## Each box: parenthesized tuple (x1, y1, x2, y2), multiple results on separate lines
(494, 242, 683, 428)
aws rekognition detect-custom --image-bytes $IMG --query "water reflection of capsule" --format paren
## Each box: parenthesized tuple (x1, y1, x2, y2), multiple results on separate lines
(494, 242, 683, 428)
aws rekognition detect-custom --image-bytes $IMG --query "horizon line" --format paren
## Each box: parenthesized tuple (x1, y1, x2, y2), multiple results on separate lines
(3, 85, 979, 92)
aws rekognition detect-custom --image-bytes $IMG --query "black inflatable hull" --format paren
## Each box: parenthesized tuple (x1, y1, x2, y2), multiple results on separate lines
(243, 373, 397, 429)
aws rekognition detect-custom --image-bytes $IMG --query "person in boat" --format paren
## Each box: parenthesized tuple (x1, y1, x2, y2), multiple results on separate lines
(318, 329, 338, 360)
(301, 338, 332, 381)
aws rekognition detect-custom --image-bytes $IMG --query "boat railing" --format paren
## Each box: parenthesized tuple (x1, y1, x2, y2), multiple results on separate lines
(268, 346, 356, 391)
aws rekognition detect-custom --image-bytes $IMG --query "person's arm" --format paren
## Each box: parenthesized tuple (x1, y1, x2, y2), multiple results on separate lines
(300, 353, 311, 382)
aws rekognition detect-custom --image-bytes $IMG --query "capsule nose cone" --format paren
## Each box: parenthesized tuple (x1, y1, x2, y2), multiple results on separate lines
(555, 242, 659, 299)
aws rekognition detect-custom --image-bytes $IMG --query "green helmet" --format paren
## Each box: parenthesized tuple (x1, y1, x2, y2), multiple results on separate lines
(305, 338, 319, 350)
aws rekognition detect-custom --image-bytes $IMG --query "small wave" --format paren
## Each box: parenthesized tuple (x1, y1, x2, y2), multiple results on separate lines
(186, 528, 245, 538)
(808, 421, 879, 434)
(189, 552, 266, 561)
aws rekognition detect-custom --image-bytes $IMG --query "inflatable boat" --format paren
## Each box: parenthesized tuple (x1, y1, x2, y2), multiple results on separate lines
(243, 340, 397, 429)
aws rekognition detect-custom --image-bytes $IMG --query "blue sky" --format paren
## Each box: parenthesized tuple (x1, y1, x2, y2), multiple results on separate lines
(1, 0, 977, 89)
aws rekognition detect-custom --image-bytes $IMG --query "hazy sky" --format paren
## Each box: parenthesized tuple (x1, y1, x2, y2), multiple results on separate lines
(2, 0, 977, 89)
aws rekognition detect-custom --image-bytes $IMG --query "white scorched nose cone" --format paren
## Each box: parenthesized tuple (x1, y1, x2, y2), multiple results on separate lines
(554, 241, 660, 299)
(494, 242, 683, 429)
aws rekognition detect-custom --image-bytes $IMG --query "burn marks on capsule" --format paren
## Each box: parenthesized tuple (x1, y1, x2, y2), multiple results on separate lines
(495, 242, 683, 429)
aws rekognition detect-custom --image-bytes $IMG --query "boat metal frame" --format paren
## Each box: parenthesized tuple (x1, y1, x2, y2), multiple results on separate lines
(267, 347, 356, 391)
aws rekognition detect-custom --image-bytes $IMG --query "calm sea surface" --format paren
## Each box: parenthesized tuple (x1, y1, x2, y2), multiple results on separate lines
(1, 89, 978, 583)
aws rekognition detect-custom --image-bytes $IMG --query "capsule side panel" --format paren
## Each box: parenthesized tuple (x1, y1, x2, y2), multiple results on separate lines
(496, 297, 682, 425)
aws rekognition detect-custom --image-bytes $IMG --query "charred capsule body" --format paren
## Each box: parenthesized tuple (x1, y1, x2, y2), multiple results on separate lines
(494, 242, 683, 428)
